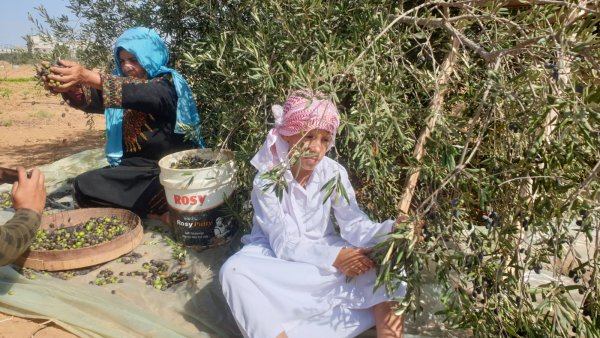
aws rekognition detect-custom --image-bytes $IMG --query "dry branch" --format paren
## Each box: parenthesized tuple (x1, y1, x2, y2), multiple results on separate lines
(397, 35, 461, 214)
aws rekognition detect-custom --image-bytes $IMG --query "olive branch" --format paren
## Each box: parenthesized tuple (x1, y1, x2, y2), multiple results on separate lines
(260, 149, 350, 206)
(177, 122, 203, 146)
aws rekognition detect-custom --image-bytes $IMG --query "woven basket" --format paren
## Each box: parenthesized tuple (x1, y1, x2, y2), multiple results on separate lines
(16, 208, 143, 271)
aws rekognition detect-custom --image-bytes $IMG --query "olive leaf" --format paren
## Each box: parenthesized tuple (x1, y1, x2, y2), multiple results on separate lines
(320, 173, 350, 205)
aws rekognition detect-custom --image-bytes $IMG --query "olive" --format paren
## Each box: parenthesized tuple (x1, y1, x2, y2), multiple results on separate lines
(29, 216, 128, 251)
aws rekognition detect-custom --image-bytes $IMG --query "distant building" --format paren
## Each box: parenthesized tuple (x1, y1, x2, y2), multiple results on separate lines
(25, 35, 81, 58)
(27, 35, 55, 54)
(0, 46, 21, 54)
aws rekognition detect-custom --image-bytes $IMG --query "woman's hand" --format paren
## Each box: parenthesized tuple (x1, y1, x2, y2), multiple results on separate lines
(11, 167, 46, 215)
(46, 60, 101, 92)
(333, 247, 375, 277)
(36, 62, 59, 94)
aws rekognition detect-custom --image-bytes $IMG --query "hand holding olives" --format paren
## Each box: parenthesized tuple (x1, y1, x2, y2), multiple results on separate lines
(43, 59, 101, 92)
(36, 59, 64, 93)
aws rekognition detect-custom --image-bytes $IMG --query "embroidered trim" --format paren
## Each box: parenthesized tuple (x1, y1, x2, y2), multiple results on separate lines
(148, 187, 168, 215)
(100, 74, 166, 109)
(101, 74, 123, 107)
(123, 109, 155, 152)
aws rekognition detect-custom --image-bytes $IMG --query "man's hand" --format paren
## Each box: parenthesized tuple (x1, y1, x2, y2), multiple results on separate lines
(395, 212, 425, 242)
(333, 247, 375, 277)
(11, 167, 46, 215)
(396, 213, 409, 225)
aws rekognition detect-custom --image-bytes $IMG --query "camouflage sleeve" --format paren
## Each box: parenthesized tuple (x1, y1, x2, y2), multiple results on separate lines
(0, 209, 41, 266)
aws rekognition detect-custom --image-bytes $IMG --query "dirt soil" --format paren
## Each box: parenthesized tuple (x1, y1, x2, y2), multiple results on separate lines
(0, 313, 78, 338)
(0, 61, 103, 337)
(0, 61, 105, 168)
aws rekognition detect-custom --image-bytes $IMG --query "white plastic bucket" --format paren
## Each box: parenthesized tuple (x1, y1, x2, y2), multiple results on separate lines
(158, 149, 237, 249)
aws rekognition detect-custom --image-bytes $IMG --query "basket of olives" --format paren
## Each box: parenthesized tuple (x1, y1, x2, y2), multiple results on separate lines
(16, 208, 143, 271)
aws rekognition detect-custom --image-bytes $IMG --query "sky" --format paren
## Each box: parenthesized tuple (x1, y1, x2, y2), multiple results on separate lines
(0, 0, 76, 48)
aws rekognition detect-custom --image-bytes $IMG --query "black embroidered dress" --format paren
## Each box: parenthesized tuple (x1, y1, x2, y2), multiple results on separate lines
(64, 74, 196, 216)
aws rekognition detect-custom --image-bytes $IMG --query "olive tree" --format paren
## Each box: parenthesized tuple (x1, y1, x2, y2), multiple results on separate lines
(36, 1, 600, 336)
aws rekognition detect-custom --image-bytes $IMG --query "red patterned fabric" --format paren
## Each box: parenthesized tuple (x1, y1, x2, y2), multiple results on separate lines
(100, 74, 167, 153)
(122, 109, 154, 152)
(275, 90, 340, 137)
(250, 90, 340, 172)
(100, 74, 165, 108)
(101, 74, 124, 107)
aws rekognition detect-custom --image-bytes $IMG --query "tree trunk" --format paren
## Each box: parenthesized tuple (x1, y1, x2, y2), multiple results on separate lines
(397, 36, 461, 215)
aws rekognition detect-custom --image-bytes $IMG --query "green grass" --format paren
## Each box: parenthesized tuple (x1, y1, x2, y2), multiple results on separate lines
(29, 110, 53, 119)
(0, 119, 13, 127)
(0, 77, 36, 83)
(0, 88, 11, 94)
(0, 88, 12, 99)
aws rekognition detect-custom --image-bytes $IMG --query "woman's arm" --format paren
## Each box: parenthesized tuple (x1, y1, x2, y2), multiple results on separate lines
(44, 60, 177, 118)
(47, 60, 101, 90)
(0, 167, 45, 266)
(38, 61, 104, 113)
(100, 74, 177, 118)
(61, 86, 104, 114)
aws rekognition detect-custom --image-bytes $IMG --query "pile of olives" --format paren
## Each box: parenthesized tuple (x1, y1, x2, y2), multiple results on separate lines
(91, 269, 123, 286)
(170, 155, 223, 169)
(119, 251, 143, 264)
(0, 192, 11, 209)
(141, 259, 189, 291)
(30, 216, 128, 251)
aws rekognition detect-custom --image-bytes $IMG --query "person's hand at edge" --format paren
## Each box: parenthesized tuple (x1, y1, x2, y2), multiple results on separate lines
(11, 167, 46, 215)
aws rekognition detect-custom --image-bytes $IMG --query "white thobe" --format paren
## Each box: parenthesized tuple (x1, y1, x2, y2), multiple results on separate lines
(220, 157, 404, 338)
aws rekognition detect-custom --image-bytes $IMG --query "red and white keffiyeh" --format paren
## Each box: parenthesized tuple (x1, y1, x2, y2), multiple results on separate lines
(250, 90, 340, 172)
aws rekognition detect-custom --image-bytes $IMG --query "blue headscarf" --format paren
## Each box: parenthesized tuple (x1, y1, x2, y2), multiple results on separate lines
(105, 27, 204, 166)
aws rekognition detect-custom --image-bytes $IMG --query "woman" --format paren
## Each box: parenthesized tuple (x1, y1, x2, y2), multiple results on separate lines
(41, 27, 203, 219)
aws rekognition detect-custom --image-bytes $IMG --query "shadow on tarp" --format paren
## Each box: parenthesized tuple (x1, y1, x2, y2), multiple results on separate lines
(0, 266, 208, 338)
(181, 231, 244, 338)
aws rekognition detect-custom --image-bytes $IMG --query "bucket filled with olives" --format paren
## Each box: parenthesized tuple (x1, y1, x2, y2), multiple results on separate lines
(158, 148, 238, 250)
(16, 208, 143, 271)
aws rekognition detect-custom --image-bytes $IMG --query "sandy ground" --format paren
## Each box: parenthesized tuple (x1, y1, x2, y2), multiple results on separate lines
(0, 62, 103, 337)
(0, 61, 105, 168)
(0, 314, 78, 338)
